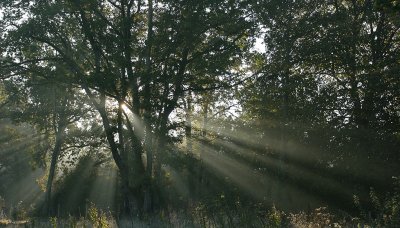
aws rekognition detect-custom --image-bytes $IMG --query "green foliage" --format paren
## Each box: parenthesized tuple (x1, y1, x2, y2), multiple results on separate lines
(354, 177, 400, 227)
(0, 0, 399, 225)
(88, 203, 109, 228)
(11, 201, 28, 221)
(49, 216, 57, 228)
(267, 205, 283, 227)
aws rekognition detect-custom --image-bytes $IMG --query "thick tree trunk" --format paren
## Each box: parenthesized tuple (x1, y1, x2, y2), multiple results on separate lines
(44, 126, 65, 215)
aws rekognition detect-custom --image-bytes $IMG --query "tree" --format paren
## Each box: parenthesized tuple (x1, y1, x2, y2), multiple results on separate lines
(243, 0, 400, 209)
(0, 0, 254, 214)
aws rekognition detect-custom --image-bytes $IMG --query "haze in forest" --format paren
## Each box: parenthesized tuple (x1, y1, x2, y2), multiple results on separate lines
(0, 0, 399, 227)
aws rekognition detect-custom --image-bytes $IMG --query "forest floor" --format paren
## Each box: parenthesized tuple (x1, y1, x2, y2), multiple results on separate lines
(0, 211, 382, 228)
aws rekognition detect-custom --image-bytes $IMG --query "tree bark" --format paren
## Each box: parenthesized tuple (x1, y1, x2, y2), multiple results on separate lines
(184, 92, 193, 154)
(44, 125, 65, 215)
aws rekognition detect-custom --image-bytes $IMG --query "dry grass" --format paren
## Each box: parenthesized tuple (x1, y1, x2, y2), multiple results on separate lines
(0, 219, 30, 226)
(0, 219, 11, 225)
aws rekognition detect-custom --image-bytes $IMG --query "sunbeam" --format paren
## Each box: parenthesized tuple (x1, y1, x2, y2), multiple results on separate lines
(88, 165, 118, 211)
(1, 0, 399, 226)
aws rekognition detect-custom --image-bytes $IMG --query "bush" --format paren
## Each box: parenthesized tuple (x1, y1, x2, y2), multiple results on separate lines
(11, 201, 28, 221)
(88, 203, 110, 228)
(353, 177, 400, 227)
(288, 207, 338, 228)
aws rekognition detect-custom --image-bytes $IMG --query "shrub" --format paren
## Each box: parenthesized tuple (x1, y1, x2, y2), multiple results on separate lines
(289, 207, 336, 228)
(88, 203, 110, 228)
(11, 201, 28, 220)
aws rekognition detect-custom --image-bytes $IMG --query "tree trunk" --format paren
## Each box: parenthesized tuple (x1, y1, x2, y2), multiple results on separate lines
(184, 92, 193, 154)
(143, 0, 154, 213)
(44, 126, 65, 215)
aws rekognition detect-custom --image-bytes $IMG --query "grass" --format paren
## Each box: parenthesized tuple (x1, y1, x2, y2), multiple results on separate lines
(0, 208, 381, 228)
(1, 189, 399, 228)
(0, 219, 30, 226)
